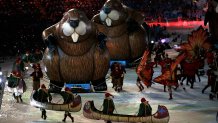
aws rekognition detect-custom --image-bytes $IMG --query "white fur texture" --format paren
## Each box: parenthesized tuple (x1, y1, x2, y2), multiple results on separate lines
(100, 10, 120, 26)
(62, 21, 87, 42)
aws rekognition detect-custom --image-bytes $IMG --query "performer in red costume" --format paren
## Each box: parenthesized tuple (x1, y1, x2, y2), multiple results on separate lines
(154, 54, 186, 100)
(158, 54, 173, 92)
(137, 51, 155, 88)
(181, 59, 199, 89)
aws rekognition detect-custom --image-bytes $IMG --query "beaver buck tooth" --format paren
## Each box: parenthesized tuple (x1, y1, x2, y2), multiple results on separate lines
(71, 32, 79, 43)
(106, 18, 112, 26)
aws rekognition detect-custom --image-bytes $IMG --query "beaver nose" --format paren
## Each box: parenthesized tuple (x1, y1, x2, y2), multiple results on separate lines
(103, 7, 111, 14)
(69, 20, 79, 28)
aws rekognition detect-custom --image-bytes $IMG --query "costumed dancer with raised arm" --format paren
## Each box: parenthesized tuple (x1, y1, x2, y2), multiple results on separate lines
(154, 53, 186, 100)
(136, 50, 155, 89)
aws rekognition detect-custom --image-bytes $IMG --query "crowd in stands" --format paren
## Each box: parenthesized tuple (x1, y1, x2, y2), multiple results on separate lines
(0, 0, 207, 56)
(123, 0, 207, 21)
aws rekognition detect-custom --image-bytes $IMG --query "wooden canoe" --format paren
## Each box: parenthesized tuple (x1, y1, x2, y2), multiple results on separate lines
(30, 91, 82, 112)
(83, 101, 170, 123)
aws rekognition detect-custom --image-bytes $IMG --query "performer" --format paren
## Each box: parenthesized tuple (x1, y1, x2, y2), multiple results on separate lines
(12, 57, 25, 75)
(175, 64, 185, 90)
(165, 64, 178, 100)
(61, 87, 74, 122)
(22, 50, 33, 63)
(137, 51, 155, 88)
(30, 66, 43, 90)
(33, 49, 43, 62)
(13, 76, 26, 103)
(202, 65, 216, 94)
(136, 77, 144, 92)
(153, 53, 186, 99)
(137, 98, 152, 116)
(137, 59, 155, 88)
(119, 63, 126, 90)
(159, 54, 172, 92)
(32, 63, 42, 71)
(181, 59, 198, 88)
(210, 54, 218, 99)
(37, 84, 52, 120)
(110, 63, 124, 92)
(206, 50, 215, 66)
(102, 92, 115, 123)
(7, 71, 26, 103)
(154, 44, 164, 67)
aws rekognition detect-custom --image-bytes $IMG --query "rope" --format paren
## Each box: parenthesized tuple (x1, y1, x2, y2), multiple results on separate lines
(91, 76, 110, 88)
(41, 77, 63, 89)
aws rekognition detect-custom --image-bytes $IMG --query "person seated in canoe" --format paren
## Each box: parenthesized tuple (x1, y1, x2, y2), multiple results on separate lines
(137, 98, 152, 117)
(61, 87, 74, 122)
(102, 92, 115, 123)
(37, 84, 52, 120)
(102, 92, 115, 115)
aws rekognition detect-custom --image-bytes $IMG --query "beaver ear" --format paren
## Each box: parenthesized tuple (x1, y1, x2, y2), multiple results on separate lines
(61, 12, 69, 22)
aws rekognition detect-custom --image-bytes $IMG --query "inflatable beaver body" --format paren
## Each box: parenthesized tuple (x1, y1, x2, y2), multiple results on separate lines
(92, 0, 147, 60)
(42, 9, 110, 91)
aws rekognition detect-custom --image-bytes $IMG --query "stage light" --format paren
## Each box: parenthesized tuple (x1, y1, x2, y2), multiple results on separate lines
(151, 40, 154, 44)
(161, 39, 166, 43)
(0, 72, 2, 76)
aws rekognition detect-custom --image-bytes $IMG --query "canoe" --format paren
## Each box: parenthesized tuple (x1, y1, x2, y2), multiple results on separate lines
(30, 91, 82, 112)
(83, 101, 170, 123)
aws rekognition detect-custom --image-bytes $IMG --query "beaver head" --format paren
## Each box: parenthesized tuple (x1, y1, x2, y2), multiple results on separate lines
(99, 0, 127, 27)
(57, 9, 95, 43)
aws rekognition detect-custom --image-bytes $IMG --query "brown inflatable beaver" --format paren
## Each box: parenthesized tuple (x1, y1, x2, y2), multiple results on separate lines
(42, 9, 110, 91)
(92, 0, 147, 60)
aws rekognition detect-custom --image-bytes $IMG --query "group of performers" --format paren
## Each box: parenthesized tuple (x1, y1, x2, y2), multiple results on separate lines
(102, 92, 152, 123)
(135, 44, 218, 100)
(34, 84, 75, 121)
(108, 43, 218, 100)
(7, 49, 44, 103)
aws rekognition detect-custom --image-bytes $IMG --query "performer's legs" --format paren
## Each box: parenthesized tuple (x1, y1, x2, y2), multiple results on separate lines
(62, 111, 68, 122)
(190, 76, 195, 89)
(164, 85, 166, 92)
(168, 86, 173, 100)
(202, 84, 210, 93)
(68, 112, 74, 122)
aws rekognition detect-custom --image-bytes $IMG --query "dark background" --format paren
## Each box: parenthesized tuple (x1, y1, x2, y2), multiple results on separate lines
(0, 0, 205, 56)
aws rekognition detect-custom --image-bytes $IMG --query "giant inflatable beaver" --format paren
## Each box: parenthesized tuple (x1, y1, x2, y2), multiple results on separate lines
(42, 9, 110, 91)
(92, 0, 147, 60)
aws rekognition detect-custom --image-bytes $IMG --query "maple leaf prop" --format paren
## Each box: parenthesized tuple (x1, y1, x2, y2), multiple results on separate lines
(153, 53, 186, 85)
(137, 50, 150, 71)
(177, 26, 211, 59)
(136, 50, 151, 86)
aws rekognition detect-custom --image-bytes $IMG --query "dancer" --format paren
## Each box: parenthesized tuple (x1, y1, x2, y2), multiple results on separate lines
(61, 87, 75, 122)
